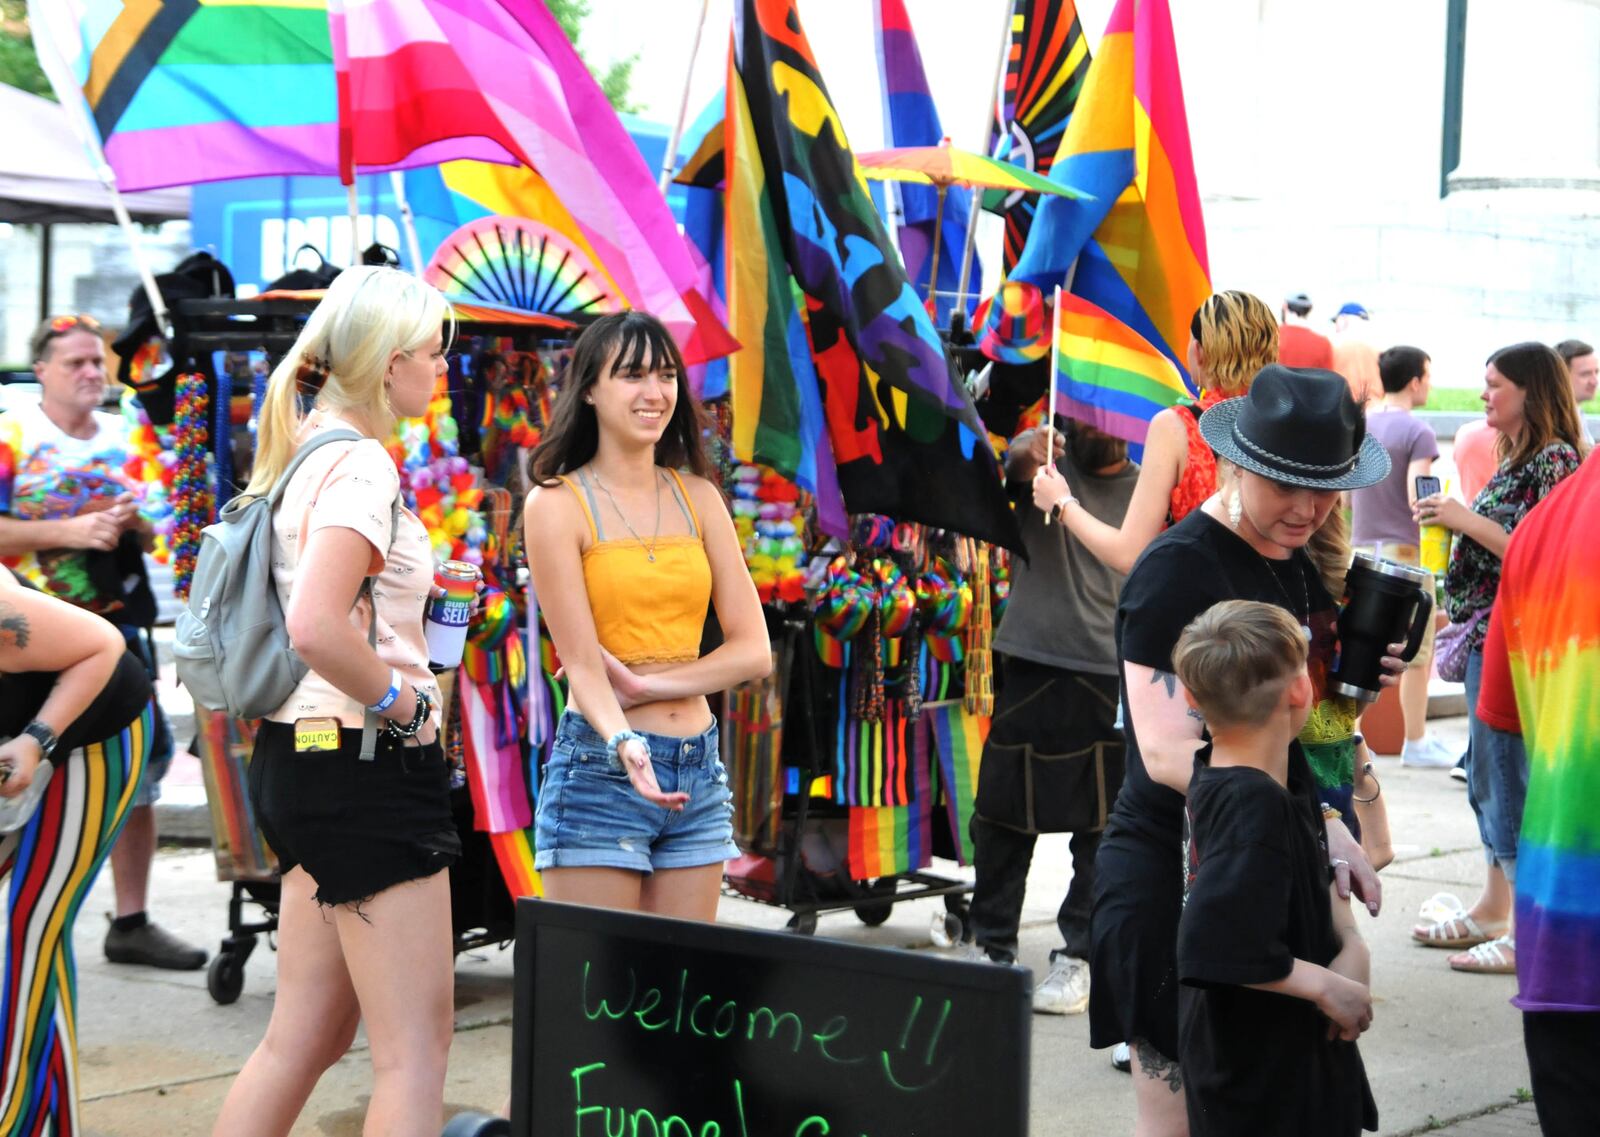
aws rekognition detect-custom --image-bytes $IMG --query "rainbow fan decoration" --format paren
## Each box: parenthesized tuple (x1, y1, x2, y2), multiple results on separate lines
(424, 216, 625, 319)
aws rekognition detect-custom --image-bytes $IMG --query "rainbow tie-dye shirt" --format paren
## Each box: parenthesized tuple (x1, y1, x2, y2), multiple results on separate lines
(0, 404, 143, 613)
(1478, 451, 1600, 1012)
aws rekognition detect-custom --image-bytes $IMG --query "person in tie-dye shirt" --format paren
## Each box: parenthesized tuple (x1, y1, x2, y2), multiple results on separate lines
(1478, 450, 1600, 1137)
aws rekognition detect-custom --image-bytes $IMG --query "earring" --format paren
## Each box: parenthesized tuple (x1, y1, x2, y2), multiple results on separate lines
(1227, 486, 1244, 529)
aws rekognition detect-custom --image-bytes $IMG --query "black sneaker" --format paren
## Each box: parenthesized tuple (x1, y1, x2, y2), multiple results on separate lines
(104, 920, 208, 970)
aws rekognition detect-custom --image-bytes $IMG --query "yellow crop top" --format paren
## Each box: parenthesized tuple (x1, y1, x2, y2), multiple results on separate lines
(558, 468, 712, 665)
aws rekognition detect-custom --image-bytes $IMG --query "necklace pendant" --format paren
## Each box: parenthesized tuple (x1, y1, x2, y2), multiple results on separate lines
(647, 552, 656, 563)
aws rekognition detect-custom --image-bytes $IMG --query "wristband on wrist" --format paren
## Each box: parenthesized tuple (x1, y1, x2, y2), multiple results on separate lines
(368, 668, 402, 713)
(383, 686, 432, 739)
(607, 729, 650, 765)
(21, 721, 58, 762)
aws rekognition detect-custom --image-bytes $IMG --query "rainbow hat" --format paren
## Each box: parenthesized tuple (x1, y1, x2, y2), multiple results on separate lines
(977, 280, 1049, 364)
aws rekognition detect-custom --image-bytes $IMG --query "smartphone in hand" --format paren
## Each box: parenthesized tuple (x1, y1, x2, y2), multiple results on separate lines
(1414, 475, 1442, 500)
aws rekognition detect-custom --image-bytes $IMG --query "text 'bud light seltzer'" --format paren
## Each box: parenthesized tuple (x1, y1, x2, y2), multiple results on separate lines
(425, 560, 480, 668)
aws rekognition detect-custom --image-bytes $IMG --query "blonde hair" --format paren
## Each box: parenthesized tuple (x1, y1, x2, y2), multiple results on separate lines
(245, 266, 453, 496)
(1173, 600, 1308, 728)
(1306, 505, 1352, 600)
(1193, 291, 1278, 397)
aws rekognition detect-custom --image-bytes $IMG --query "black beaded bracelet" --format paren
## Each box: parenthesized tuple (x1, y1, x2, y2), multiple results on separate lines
(383, 687, 432, 740)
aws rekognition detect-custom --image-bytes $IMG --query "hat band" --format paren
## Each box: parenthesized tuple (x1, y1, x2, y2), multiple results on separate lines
(1232, 424, 1357, 478)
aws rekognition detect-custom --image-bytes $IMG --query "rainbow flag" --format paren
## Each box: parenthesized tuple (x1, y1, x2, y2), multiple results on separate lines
(1478, 455, 1598, 1013)
(724, 44, 849, 538)
(735, 0, 1020, 551)
(847, 723, 934, 881)
(1053, 292, 1190, 443)
(924, 700, 989, 865)
(1010, 0, 1209, 384)
(873, 0, 979, 324)
(990, 0, 1093, 270)
(32, 0, 736, 366)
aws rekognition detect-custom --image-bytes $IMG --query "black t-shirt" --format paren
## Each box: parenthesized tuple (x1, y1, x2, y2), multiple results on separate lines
(1177, 762, 1377, 1135)
(1107, 508, 1337, 848)
(0, 650, 153, 760)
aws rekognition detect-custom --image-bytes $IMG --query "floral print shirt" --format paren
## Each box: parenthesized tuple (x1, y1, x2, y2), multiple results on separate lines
(1443, 441, 1582, 649)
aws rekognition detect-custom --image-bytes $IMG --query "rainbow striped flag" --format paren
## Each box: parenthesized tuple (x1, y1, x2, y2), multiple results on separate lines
(873, 0, 979, 324)
(847, 724, 934, 881)
(924, 700, 989, 865)
(31, 0, 736, 365)
(1478, 455, 1597, 1013)
(1054, 292, 1190, 443)
(1010, 0, 1210, 385)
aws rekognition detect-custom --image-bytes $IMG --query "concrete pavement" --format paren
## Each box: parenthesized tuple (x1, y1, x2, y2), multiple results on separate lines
(65, 707, 1544, 1136)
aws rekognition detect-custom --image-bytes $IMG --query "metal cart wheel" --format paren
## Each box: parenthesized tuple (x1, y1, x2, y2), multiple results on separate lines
(854, 902, 892, 927)
(786, 910, 819, 936)
(207, 951, 246, 1005)
(853, 877, 897, 926)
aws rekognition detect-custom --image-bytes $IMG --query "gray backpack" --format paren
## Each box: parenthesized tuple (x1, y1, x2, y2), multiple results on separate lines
(173, 430, 396, 727)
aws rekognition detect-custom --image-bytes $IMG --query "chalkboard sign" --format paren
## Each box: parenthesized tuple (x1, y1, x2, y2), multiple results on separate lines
(511, 900, 1030, 1137)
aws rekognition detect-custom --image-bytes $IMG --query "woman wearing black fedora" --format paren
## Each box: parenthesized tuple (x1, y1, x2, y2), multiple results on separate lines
(1086, 366, 1401, 1137)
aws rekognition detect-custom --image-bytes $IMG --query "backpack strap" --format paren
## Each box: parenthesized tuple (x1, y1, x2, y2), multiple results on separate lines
(266, 429, 402, 761)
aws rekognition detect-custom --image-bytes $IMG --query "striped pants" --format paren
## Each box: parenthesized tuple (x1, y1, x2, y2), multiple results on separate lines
(0, 706, 150, 1137)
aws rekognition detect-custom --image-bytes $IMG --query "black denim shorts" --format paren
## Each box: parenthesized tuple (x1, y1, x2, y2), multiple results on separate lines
(248, 720, 461, 907)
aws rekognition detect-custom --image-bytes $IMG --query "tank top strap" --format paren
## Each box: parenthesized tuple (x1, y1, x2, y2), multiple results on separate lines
(557, 472, 604, 542)
(664, 468, 701, 538)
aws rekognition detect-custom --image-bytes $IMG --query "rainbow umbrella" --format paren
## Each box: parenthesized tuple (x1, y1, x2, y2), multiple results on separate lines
(856, 138, 1089, 302)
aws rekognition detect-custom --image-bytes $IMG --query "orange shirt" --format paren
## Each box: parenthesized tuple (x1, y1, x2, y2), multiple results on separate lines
(1332, 338, 1381, 404)
(1278, 325, 1334, 369)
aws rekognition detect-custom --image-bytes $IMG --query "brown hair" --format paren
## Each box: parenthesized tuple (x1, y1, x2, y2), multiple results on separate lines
(1485, 342, 1591, 470)
(1173, 600, 1308, 728)
(1305, 505, 1352, 600)
(1189, 291, 1278, 397)
(530, 311, 709, 483)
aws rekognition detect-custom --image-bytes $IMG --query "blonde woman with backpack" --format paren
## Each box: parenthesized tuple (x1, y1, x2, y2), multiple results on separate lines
(212, 267, 459, 1137)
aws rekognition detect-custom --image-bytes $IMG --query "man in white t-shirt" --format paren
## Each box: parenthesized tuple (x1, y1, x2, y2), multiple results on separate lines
(0, 316, 206, 971)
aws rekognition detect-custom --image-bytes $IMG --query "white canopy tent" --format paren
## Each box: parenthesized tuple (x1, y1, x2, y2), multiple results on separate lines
(0, 83, 189, 327)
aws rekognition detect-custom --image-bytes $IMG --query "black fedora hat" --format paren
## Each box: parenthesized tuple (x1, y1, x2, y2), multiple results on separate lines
(1198, 365, 1390, 490)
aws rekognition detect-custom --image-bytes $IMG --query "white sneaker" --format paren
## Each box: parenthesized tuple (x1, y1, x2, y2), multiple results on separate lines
(1402, 736, 1457, 768)
(1449, 764, 1468, 783)
(1111, 1041, 1132, 1073)
(1032, 953, 1090, 1015)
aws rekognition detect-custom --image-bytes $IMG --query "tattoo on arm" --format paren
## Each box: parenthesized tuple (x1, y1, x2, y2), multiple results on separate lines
(0, 602, 29, 650)
(1148, 669, 1177, 697)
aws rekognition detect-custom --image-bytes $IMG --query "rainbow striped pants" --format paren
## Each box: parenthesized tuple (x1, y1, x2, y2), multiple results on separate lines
(0, 706, 150, 1137)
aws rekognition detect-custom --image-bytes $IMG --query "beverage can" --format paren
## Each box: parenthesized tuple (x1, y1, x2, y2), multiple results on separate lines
(424, 560, 481, 669)
(1420, 524, 1452, 576)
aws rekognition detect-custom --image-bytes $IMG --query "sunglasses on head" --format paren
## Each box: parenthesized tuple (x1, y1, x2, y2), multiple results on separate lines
(48, 314, 101, 333)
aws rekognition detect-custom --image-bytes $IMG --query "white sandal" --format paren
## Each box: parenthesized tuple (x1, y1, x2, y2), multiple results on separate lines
(1450, 935, 1516, 974)
(1411, 894, 1508, 949)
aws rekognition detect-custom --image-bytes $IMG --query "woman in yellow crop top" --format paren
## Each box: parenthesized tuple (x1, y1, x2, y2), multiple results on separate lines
(523, 312, 770, 921)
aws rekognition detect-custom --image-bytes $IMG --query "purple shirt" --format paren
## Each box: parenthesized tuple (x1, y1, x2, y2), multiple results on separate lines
(1351, 408, 1439, 546)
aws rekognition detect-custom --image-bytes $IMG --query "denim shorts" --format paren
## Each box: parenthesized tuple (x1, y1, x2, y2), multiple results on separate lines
(534, 710, 738, 873)
(1463, 648, 1529, 879)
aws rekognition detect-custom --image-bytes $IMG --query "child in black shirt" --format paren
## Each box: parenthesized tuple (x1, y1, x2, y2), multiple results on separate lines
(1173, 600, 1378, 1136)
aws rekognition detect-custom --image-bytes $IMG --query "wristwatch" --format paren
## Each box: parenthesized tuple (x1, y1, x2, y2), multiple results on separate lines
(21, 721, 59, 761)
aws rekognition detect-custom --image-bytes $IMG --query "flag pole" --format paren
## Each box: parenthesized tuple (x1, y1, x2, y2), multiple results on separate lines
(389, 171, 426, 273)
(1044, 283, 1061, 525)
(97, 165, 172, 339)
(953, 0, 1016, 321)
(659, 0, 713, 195)
(346, 181, 361, 264)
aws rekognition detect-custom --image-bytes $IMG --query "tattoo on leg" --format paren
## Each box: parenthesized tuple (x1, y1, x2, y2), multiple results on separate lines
(1133, 1038, 1183, 1094)
(1149, 669, 1177, 698)
(0, 602, 29, 650)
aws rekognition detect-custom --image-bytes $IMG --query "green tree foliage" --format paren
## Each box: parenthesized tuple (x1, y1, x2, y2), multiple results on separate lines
(0, 0, 53, 99)
(547, 0, 641, 114)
